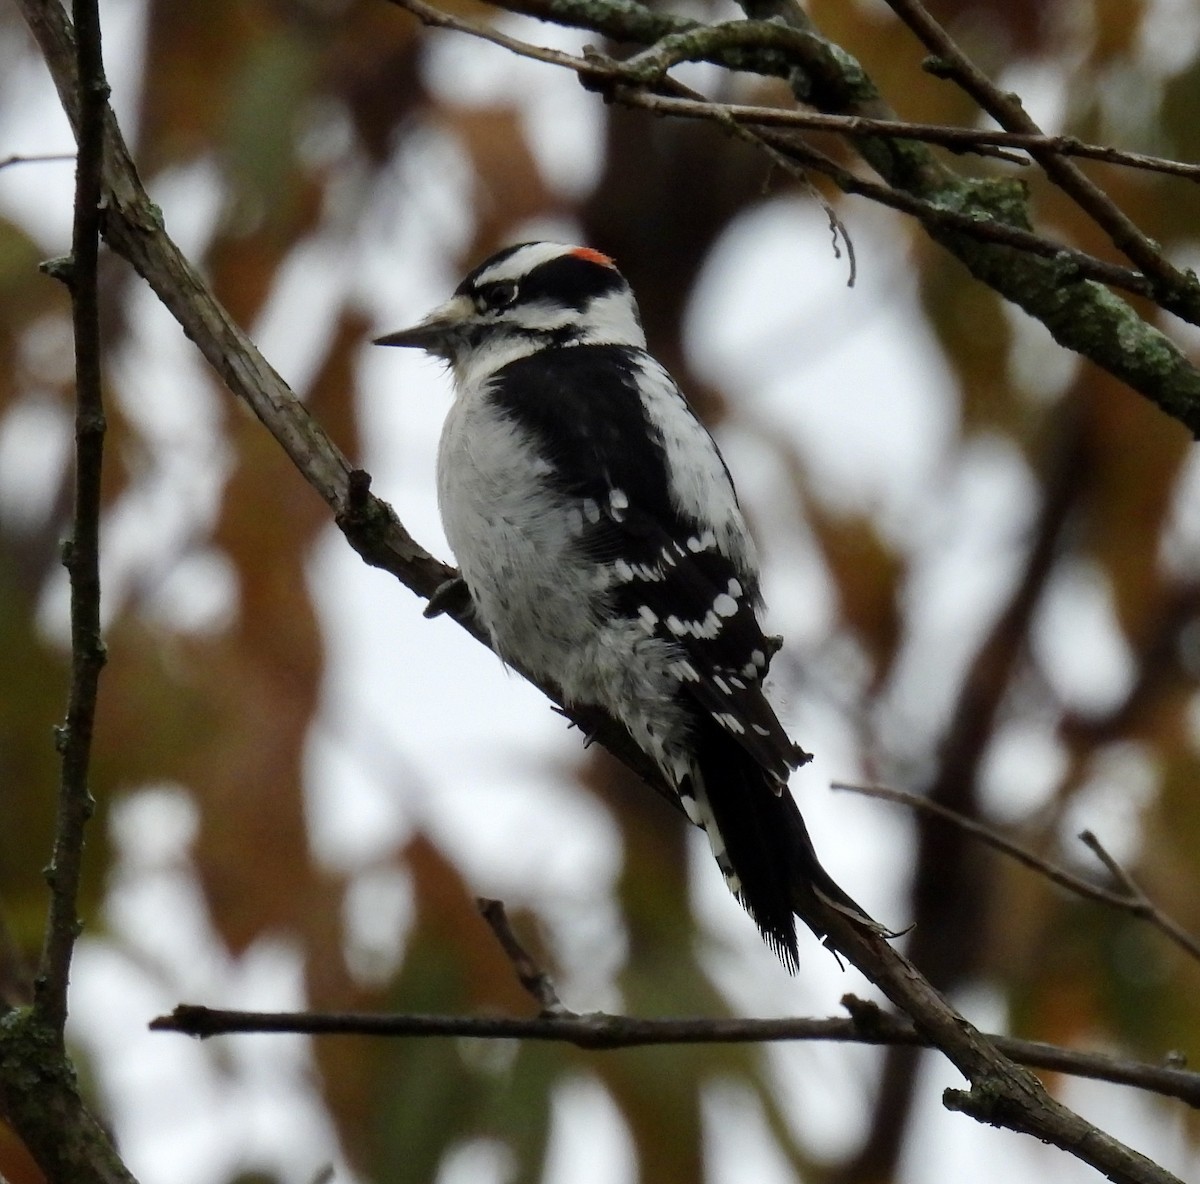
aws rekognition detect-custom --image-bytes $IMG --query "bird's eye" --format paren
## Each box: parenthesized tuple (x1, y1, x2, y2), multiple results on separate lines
(476, 280, 519, 313)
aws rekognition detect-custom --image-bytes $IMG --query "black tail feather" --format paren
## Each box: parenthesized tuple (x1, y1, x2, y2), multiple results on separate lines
(693, 719, 875, 969)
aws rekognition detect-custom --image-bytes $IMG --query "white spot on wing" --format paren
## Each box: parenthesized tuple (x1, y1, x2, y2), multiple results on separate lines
(631, 357, 758, 575)
(713, 593, 738, 618)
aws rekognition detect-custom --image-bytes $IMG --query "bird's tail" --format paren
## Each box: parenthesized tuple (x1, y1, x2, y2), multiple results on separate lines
(691, 721, 877, 969)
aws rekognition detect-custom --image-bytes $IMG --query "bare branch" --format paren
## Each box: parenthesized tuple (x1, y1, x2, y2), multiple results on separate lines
(595, 91, 1200, 184)
(835, 783, 1200, 966)
(476, 898, 569, 1016)
(1079, 831, 1200, 964)
(146, 998, 1200, 1106)
(151, 899, 1200, 1111)
(34, 0, 109, 1041)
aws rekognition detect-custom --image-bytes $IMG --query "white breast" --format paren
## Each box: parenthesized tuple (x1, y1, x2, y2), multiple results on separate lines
(437, 391, 601, 669)
(436, 383, 692, 761)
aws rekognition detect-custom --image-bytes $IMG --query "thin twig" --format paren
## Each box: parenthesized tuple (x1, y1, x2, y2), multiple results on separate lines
(1079, 831, 1200, 964)
(702, 102, 859, 286)
(0, 151, 76, 170)
(34, 0, 109, 1041)
(834, 782, 1132, 907)
(448, 0, 1200, 184)
(145, 999, 1200, 1106)
(476, 898, 569, 1016)
(598, 91, 1200, 182)
(835, 783, 1200, 966)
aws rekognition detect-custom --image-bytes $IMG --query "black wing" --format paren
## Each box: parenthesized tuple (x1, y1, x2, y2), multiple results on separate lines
(491, 345, 876, 958)
(490, 345, 802, 778)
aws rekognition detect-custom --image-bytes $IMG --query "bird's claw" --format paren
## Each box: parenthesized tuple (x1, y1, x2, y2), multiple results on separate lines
(424, 576, 473, 619)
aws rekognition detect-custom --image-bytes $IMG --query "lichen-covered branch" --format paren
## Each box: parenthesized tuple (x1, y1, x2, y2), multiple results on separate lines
(882, 0, 1196, 311)
(424, 0, 1200, 434)
(0, 1009, 137, 1184)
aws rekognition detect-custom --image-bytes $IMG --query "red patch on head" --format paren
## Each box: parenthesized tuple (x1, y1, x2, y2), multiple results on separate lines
(571, 247, 616, 269)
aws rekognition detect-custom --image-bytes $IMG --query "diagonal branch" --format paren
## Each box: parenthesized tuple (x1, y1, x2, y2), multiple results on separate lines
(476, 898, 570, 1016)
(882, 0, 1198, 312)
(1080, 831, 1200, 964)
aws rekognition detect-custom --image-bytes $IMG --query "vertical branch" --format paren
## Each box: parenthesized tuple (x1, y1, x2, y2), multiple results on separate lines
(35, 0, 110, 1040)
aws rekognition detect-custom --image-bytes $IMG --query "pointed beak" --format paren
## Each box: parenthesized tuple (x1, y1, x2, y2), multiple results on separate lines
(372, 293, 474, 358)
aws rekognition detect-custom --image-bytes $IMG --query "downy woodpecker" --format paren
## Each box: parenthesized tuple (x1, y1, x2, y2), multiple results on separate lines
(375, 242, 872, 966)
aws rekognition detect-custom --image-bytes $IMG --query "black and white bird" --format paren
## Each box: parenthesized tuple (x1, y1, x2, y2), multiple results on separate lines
(375, 242, 873, 967)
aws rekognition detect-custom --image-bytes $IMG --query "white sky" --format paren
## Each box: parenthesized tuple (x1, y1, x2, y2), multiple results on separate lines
(2, 4, 1197, 1184)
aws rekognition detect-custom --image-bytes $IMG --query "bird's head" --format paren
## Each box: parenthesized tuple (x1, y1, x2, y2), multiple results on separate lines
(373, 242, 647, 385)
